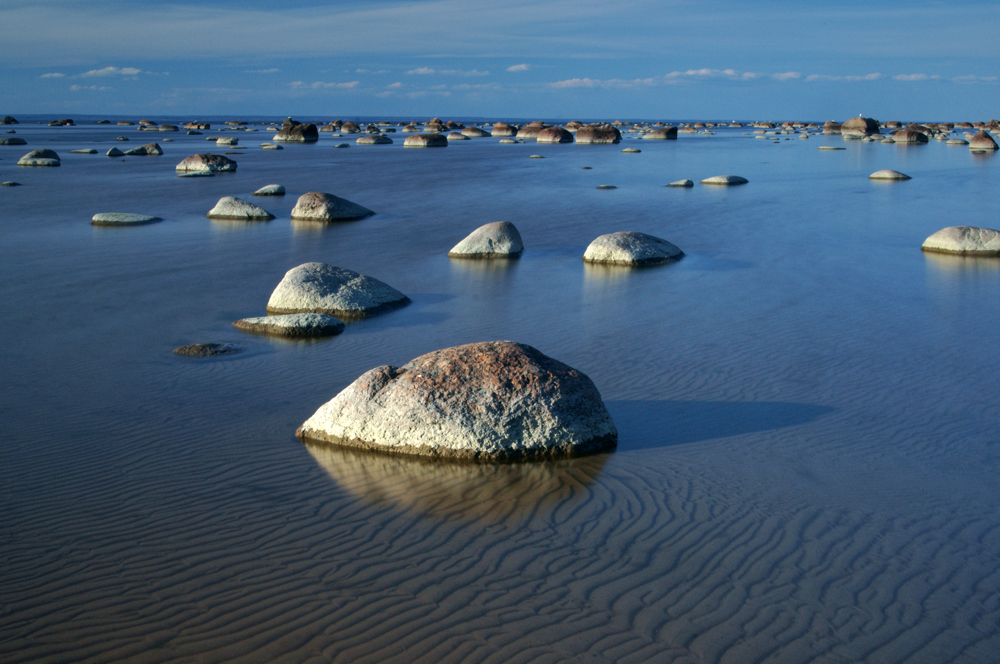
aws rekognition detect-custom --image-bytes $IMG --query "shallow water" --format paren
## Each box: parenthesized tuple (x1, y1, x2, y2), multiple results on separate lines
(2, 119, 999, 663)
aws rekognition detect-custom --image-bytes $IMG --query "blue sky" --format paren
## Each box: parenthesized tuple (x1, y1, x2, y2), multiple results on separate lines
(2, 0, 998, 121)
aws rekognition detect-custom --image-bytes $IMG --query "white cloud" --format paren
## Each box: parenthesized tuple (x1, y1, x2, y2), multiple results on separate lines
(805, 73, 882, 82)
(81, 66, 144, 77)
(405, 67, 489, 77)
(550, 77, 600, 89)
(386, 82, 402, 88)
(772, 72, 802, 81)
(40, 72, 65, 78)
(550, 77, 657, 89)
(244, 68, 279, 74)
(893, 73, 939, 81)
(356, 68, 390, 74)
(507, 64, 530, 72)
(69, 84, 110, 91)
(290, 80, 360, 89)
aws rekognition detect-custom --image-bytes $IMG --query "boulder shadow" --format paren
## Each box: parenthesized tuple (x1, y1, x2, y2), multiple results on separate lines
(606, 400, 836, 451)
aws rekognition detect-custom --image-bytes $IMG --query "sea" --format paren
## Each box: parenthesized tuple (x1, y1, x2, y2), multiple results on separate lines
(2, 115, 999, 663)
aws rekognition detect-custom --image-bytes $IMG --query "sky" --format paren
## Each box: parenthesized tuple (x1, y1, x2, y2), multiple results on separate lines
(2, 0, 998, 122)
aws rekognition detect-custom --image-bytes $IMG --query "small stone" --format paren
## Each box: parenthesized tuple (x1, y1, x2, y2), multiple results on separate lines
(869, 169, 911, 181)
(666, 179, 694, 187)
(253, 184, 285, 196)
(2, 181, 21, 187)
(173, 343, 243, 357)
(290, 191, 373, 222)
(700, 175, 748, 185)
(207, 196, 274, 220)
(69, 149, 98, 154)
(583, 231, 683, 265)
(233, 313, 345, 338)
(116, 136, 129, 141)
(621, 147, 641, 153)
(91, 212, 160, 226)
(529, 154, 544, 159)
(333, 143, 350, 148)
(448, 221, 524, 258)
(175, 153, 237, 172)
(123, 143, 163, 156)
(498, 138, 520, 144)
(0, 137, 27, 146)
(596, 184, 617, 189)
(922, 226, 1000, 255)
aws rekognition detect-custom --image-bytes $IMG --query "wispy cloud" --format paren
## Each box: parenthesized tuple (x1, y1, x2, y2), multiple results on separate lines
(81, 66, 145, 77)
(805, 73, 882, 82)
(356, 68, 390, 74)
(406, 67, 489, 77)
(245, 68, 279, 74)
(39, 72, 65, 79)
(507, 64, 530, 73)
(290, 80, 360, 89)
(386, 82, 402, 89)
(772, 71, 802, 81)
(893, 73, 939, 81)
(952, 74, 999, 83)
(69, 84, 111, 91)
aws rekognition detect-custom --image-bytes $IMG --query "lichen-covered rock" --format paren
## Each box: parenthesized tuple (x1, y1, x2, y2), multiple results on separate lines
(290, 191, 373, 222)
(575, 125, 622, 144)
(123, 143, 163, 156)
(266, 263, 409, 319)
(869, 169, 911, 180)
(233, 313, 345, 338)
(175, 153, 237, 172)
(295, 341, 618, 460)
(403, 133, 447, 147)
(700, 175, 748, 185)
(17, 149, 60, 167)
(91, 212, 160, 226)
(642, 127, 678, 140)
(448, 221, 524, 258)
(207, 196, 274, 220)
(253, 184, 285, 196)
(583, 231, 683, 265)
(921, 226, 1000, 255)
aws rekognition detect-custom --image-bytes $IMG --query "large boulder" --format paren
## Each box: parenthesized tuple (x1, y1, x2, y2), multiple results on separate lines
(516, 122, 549, 140)
(295, 341, 618, 461)
(175, 153, 237, 172)
(536, 126, 574, 143)
(290, 191, 374, 221)
(461, 127, 491, 138)
(403, 133, 447, 147)
(17, 149, 60, 167)
(921, 227, 1000, 255)
(207, 196, 274, 220)
(233, 313, 345, 338)
(356, 134, 393, 145)
(969, 130, 999, 150)
(841, 117, 880, 138)
(340, 121, 361, 134)
(266, 263, 409, 319)
(123, 142, 163, 156)
(0, 137, 27, 145)
(641, 127, 678, 140)
(448, 221, 524, 258)
(700, 175, 748, 185)
(273, 121, 319, 142)
(891, 129, 928, 144)
(490, 122, 517, 136)
(583, 231, 683, 265)
(575, 125, 622, 144)
(822, 121, 843, 134)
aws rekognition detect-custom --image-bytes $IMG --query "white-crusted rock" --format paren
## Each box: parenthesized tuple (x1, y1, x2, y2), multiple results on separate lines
(290, 191, 373, 222)
(266, 263, 409, 319)
(175, 153, 237, 172)
(448, 221, 523, 258)
(700, 175, 748, 185)
(583, 231, 683, 265)
(921, 226, 1000, 255)
(253, 184, 285, 196)
(207, 196, 274, 220)
(233, 313, 344, 337)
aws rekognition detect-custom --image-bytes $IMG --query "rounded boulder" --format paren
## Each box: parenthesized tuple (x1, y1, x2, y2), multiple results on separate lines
(448, 221, 524, 258)
(290, 191, 374, 222)
(403, 133, 447, 147)
(266, 262, 409, 319)
(583, 231, 683, 266)
(207, 196, 274, 220)
(921, 226, 1000, 255)
(175, 153, 237, 172)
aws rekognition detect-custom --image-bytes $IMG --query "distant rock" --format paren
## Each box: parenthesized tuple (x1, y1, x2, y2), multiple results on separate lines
(446, 132, 470, 141)
(106, 147, 125, 157)
(947, 138, 969, 145)
(158, 124, 179, 132)
(666, 179, 694, 187)
(490, 122, 517, 137)
(595, 184, 617, 189)
(116, 136, 129, 141)
(583, 231, 683, 265)
(818, 146, 845, 150)
(295, 340, 618, 460)
(253, 184, 285, 196)
(700, 175, 748, 185)
(642, 127, 678, 140)
(91, 212, 160, 226)
(177, 170, 215, 178)
(49, 118, 75, 127)
(340, 122, 361, 134)
(216, 136, 239, 146)
(461, 127, 491, 138)
(123, 143, 163, 156)
(969, 130, 999, 150)
(0, 137, 27, 145)
(175, 153, 237, 172)
(17, 149, 60, 167)
(869, 169, 911, 180)
(840, 117, 880, 138)
(822, 121, 843, 134)
(536, 126, 573, 143)
(260, 142, 283, 150)
(0, 116, 18, 125)
(575, 125, 622, 144)
(233, 313, 345, 338)
(621, 147, 641, 153)
(69, 149, 97, 154)
(333, 143, 350, 148)
(891, 129, 928, 144)
(273, 120, 319, 142)
(448, 221, 524, 258)
(922, 226, 1000, 255)
(173, 343, 243, 357)
(498, 138, 519, 144)
(403, 133, 447, 147)
(356, 134, 393, 145)
(266, 263, 409, 319)
(516, 122, 549, 140)
(290, 191, 374, 222)
(1, 181, 20, 187)
(207, 196, 274, 220)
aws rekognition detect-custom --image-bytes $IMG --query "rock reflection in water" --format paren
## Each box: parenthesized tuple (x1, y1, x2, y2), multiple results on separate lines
(304, 441, 610, 524)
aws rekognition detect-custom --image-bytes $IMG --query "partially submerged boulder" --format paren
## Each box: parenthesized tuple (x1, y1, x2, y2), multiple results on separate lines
(175, 153, 237, 172)
(490, 122, 517, 136)
(233, 313, 345, 338)
(290, 191, 374, 222)
(969, 130, 999, 150)
(461, 127, 491, 138)
(642, 127, 678, 140)
(869, 169, 911, 180)
(666, 179, 694, 187)
(173, 343, 243, 357)
(536, 126, 573, 143)
(266, 263, 409, 319)
(700, 175, 748, 185)
(0, 137, 26, 145)
(207, 196, 274, 220)
(253, 184, 285, 196)
(448, 221, 523, 258)
(575, 125, 622, 144)
(123, 143, 163, 156)
(921, 226, 1000, 255)
(295, 340, 618, 460)
(841, 117, 880, 138)
(91, 212, 160, 226)
(403, 133, 447, 147)
(356, 134, 393, 145)
(17, 149, 60, 167)
(891, 129, 928, 144)
(516, 122, 549, 140)
(273, 121, 319, 142)
(583, 231, 683, 265)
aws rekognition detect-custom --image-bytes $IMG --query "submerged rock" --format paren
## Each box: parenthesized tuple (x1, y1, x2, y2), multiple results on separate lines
(869, 169, 911, 180)
(700, 175, 748, 185)
(583, 231, 683, 265)
(290, 191, 374, 222)
(69, 149, 97, 154)
(267, 263, 409, 319)
(233, 313, 345, 338)
(91, 212, 160, 226)
(922, 226, 1000, 255)
(175, 153, 237, 172)
(295, 340, 618, 460)
(207, 196, 274, 220)
(173, 343, 243, 357)
(17, 149, 60, 167)
(448, 221, 523, 258)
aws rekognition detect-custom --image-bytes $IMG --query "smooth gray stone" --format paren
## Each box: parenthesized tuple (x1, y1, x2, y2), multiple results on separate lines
(448, 221, 523, 258)
(106, 147, 124, 157)
(266, 262, 409, 319)
(666, 179, 694, 187)
(91, 212, 160, 226)
(123, 143, 163, 156)
(17, 149, 60, 167)
(253, 184, 285, 196)
(869, 169, 911, 181)
(175, 153, 237, 172)
(295, 341, 618, 460)
(583, 231, 683, 265)
(232, 313, 345, 338)
(207, 196, 274, 220)
(700, 175, 748, 185)
(922, 226, 1000, 255)
(290, 192, 373, 222)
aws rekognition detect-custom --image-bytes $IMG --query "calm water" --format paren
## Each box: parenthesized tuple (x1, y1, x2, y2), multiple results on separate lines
(2, 119, 999, 663)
